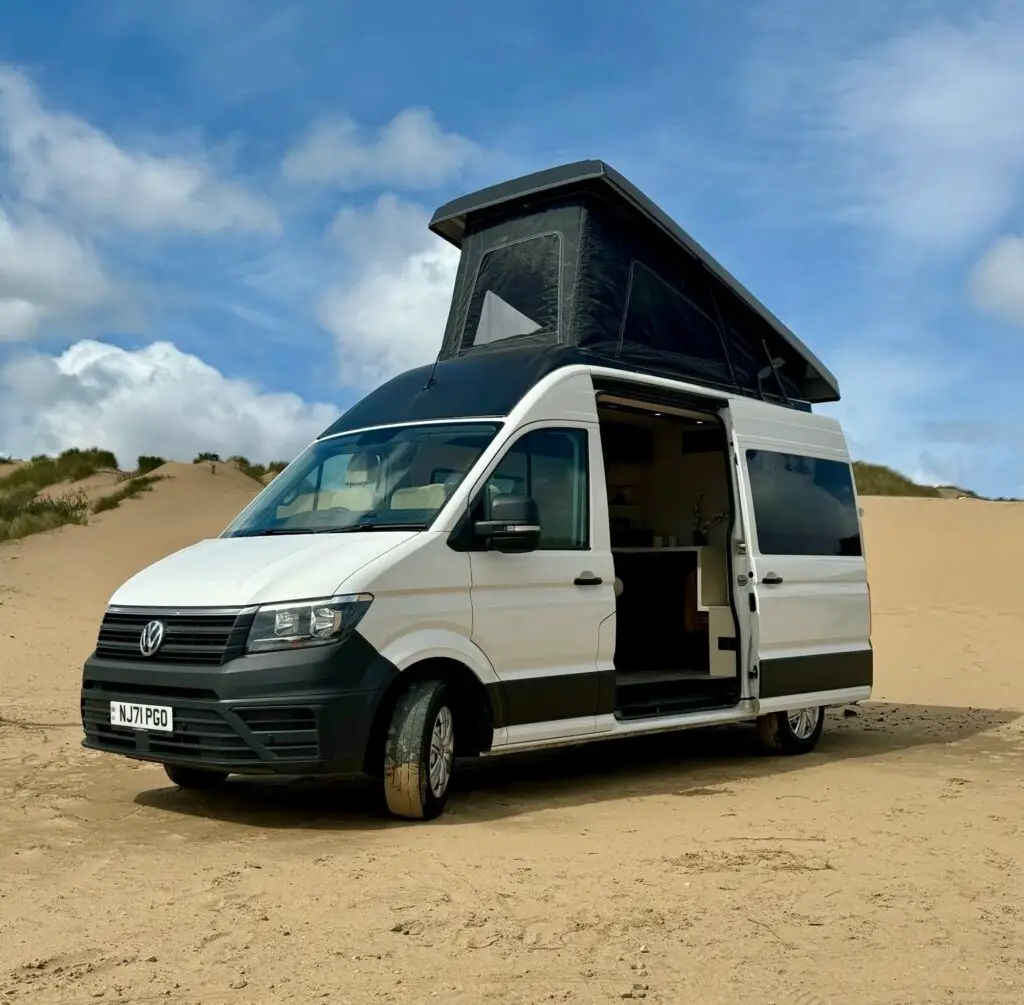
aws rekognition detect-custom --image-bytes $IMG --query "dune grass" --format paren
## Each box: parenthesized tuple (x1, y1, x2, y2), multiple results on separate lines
(0, 448, 118, 541)
(0, 451, 165, 540)
(227, 455, 290, 482)
(189, 452, 289, 482)
(851, 461, 941, 498)
(0, 447, 118, 495)
(0, 488, 90, 542)
(226, 455, 267, 482)
(91, 475, 165, 514)
(137, 455, 167, 475)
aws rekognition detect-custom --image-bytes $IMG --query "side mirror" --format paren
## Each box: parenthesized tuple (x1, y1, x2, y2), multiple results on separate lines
(474, 494, 541, 553)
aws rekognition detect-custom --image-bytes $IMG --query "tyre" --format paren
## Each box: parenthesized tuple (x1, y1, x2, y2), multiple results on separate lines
(163, 763, 230, 789)
(755, 706, 824, 755)
(383, 680, 455, 820)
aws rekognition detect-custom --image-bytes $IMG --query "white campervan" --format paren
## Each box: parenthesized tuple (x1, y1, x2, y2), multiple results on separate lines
(80, 161, 872, 820)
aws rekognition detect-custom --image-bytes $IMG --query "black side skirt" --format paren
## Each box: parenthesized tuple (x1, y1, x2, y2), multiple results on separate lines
(758, 649, 872, 700)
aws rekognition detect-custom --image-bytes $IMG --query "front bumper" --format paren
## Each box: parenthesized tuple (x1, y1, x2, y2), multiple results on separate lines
(80, 631, 399, 776)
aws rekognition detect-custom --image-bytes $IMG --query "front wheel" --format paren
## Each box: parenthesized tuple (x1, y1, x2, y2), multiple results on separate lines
(164, 764, 230, 789)
(755, 706, 824, 755)
(383, 680, 456, 820)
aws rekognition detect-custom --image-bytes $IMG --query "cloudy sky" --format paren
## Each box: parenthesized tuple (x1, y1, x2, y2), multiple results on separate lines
(0, 0, 1021, 496)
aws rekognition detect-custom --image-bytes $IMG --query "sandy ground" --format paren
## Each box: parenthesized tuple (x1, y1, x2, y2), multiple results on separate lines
(1, 484, 1023, 1004)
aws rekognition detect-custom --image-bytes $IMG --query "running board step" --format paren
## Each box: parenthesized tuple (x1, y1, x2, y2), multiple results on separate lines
(614, 694, 739, 721)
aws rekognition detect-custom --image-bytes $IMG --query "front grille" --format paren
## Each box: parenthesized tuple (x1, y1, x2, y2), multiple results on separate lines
(94, 608, 254, 666)
(81, 698, 321, 765)
(83, 680, 218, 700)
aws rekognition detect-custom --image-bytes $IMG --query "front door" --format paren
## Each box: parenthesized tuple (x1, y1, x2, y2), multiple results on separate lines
(725, 397, 872, 706)
(467, 423, 616, 739)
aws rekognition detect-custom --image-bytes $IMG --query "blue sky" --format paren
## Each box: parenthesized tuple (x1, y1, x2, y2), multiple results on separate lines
(0, 0, 1021, 496)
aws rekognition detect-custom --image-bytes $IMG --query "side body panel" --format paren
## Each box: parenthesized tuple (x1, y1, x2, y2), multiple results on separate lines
(349, 533, 492, 681)
(460, 372, 616, 745)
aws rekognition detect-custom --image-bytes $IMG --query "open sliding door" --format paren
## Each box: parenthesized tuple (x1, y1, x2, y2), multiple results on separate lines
(724, 397, 872, 711)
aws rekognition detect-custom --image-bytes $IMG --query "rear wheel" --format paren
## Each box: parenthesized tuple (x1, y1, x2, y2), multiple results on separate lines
(383, 680, 455, 820)
(164, 764, 230, 789)
(755, 706, 824, 754)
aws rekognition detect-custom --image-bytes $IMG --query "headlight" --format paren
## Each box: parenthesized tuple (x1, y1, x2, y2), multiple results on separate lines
(245, 594, 373, 653)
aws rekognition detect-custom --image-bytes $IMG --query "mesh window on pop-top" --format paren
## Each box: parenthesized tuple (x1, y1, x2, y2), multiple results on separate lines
(619, 261, 729, 366)
(464, 234, 561, 350)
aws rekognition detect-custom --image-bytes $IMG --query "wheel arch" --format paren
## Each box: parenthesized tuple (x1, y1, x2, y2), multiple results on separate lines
(362, 656, 502, 775)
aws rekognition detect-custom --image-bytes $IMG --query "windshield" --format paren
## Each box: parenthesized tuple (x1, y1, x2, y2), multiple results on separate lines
(223, 422, 501, 537)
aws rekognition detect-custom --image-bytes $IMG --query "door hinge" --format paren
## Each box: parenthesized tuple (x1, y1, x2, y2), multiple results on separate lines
(748, 593, 757, 612)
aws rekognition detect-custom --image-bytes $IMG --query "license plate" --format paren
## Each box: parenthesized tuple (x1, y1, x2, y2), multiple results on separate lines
(109, 700, 174, 732)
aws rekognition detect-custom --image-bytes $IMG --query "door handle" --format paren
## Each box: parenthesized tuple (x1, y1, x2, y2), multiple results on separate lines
(573, 574, 603, 587)
(761, 573, 784, 585)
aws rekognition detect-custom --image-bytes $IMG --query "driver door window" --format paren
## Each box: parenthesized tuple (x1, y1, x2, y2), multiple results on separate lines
(481, 428, 589, 550)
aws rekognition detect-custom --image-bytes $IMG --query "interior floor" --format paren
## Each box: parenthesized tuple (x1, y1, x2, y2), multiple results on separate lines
(598, 394, 742, 720)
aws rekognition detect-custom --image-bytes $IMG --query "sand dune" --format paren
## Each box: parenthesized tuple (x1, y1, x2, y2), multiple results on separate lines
(35, 470, 125, 503)
(1, 481, 1022, 1002)
(0, 465, 262, 725)
(861, 495, 1024, 709)
(149, 459, 266, 489)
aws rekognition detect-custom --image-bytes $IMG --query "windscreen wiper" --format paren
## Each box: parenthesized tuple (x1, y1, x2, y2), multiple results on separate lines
(230, 528, 316, 537)
(328, 522, 425, 532)
(231, 523, 423, 537)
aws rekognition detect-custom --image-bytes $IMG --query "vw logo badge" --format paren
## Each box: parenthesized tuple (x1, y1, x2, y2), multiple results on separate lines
(139, 619, 166, 657)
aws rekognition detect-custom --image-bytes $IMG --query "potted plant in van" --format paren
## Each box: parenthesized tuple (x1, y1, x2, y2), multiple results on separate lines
(692, 492, 727, 545)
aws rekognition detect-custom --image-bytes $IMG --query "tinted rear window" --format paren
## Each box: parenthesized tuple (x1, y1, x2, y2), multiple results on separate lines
(745, 449, 862, 556)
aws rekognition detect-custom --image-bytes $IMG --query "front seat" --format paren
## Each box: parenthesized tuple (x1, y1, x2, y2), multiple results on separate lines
(321, 452, 378, 512)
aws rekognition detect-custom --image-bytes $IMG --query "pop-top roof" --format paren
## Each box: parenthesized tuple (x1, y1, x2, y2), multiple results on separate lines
(429, 159, 839, 403)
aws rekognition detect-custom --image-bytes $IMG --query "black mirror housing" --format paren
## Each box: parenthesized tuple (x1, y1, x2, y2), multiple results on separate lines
(474, 494, 541, 553)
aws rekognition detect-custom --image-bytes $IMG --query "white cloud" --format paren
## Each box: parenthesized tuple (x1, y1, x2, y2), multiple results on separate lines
(316, 194, 459, 387)
(824, 12, 1024, 252)
(0, 65, 279, 234)
(745, 7, 1024, 255)
(0, 339, 338, 465)
(282, 107, 483, 189)
(0, 208, 112, 340)
(329, 191, 436, 265)
(969, 234, 1024, 325)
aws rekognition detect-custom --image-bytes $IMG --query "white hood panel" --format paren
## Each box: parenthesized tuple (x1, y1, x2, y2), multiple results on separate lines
(109, 532, 418, 608)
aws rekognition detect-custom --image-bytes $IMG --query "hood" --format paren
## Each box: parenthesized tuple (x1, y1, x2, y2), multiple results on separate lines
(109, 531, 419, 608)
